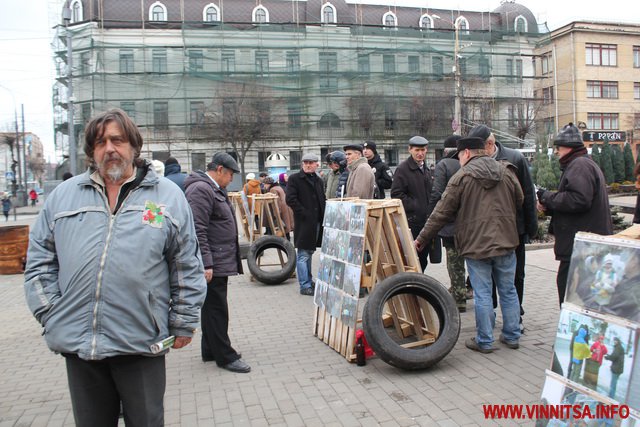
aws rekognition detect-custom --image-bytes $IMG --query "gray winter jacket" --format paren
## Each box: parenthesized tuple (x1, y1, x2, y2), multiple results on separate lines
(24, 165, 206, 360)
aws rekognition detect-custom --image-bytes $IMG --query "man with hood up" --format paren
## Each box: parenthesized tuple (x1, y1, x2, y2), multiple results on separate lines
(164, 156, 186, 192)
(415, 137, 523, 354)
(363, 141, 392, 199)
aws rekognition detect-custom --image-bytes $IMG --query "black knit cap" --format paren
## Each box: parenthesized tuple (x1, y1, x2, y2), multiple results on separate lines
(554, 123, 584, 148)
(468, 124, 491, 141)
(457, 137, 486, 152)
(165, 156, 178, 166)
(443, 134, 463, 149)
(363, 140, 377, 154)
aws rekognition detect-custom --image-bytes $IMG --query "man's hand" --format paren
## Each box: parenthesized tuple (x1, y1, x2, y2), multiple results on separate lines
(204, 268, 213, 283)
(172, 336, 192, 349)
(414, 239, 425, 252)
(536, 188, 547, 202)
(537, 201, 547, 213)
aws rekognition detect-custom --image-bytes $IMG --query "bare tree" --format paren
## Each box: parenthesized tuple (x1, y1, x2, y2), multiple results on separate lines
(513, 90, 544, 140)
(408, 95, 451, 136)
(347, 85, 383, 139)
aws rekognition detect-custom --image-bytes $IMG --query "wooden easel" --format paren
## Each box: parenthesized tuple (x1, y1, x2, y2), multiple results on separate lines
(313, 199, 439, 362)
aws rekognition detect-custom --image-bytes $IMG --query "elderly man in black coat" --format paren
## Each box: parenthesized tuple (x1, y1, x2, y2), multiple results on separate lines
(469, 124, 538, 330)
(391, 136, 436, 272)
(286, 153, 326, 295)
(537, 123, 613, 306)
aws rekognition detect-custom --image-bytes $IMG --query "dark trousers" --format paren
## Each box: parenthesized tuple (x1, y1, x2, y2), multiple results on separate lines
(201, 276, 240, 366)
(64, 354, 165, 427)
(409, 222, 428, 272)
(491, 235, 526, 316)
(556, 260, 571, 308)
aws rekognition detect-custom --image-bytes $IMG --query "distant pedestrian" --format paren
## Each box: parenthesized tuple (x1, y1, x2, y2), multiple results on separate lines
(151, 159, 165, 177)
(29, 188, 38, 206)
(263, 176, 294, 240)
(344, 144, 375, 199)
(278, 173, 288, 191)
(324, 151, 348, 199)
(363, 141, 393, 199)
(2, 195, 11, 221)
(286, 153, 326, 296)
(537, 123, 613, 306)
(164, 156, 186, 192)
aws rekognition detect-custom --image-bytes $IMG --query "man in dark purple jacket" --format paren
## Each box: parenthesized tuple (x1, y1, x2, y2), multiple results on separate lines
(184, 152, 251, 373)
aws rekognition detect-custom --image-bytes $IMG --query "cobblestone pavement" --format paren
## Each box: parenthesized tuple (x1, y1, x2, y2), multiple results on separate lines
(0, 228, 562, 427)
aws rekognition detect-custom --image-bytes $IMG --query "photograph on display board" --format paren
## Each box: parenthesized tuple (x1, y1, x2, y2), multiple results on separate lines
(314, 281, 328, 310)
(341, 295, 358, 328)
(336, 231, 350, 262)
(349, 204, 366, 235)
(551, 308, 636, 404)
(565, 234, 640, 322)
(343, 264, 361, 297)
(326, 286, 343, 319)
(323, 201, 337, 229)
(626, 331, 640, 411)
(331, 259, 346, 290)
(540, 373, 625, 427)
(334, 202, 350, 231)
(318, 254, 331, 283)
(347, 235, 365, 266)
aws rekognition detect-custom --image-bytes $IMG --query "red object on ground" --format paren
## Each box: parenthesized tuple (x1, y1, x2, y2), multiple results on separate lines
(356, 329, 374, 358)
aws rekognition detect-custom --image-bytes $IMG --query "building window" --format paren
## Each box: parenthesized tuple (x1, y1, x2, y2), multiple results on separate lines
(188, 50, 203, 72)
(514, 15, 527, 32)
(152, 49, 167, 73)
(431, 56, 443, 81)
(318, 112, 340, 128)
(384, 149, 399, 167)
(289, 151, 301, 170)
(634, 46, 640, 68)
(455, 17, 469, 35)
(357, 54, 370, 76)
(587, 81, 618, 99)
(286, 51, 299, 73)
(222, 99, 236, 125)
(541, 53, 552, 75)
(120, 102, 135, 120)
(508, 105, 517, 128)
(153, 102, 169, 130)
(635, 82, 640, 99)
(419, 14, 433, 29)
(70, 0, 83, 23)
(586, 43, 617, 66)
(384, 101, 396, 131)
(635, 113, 640, 129)
(258, 151, 270, 171)
(479, 57, 490, 81)
(515, 59, 523, 81)
(542, 87, 554, 104)
(192, 153, 206, 172)
(203, 4, 220, 22)
(408, 56, 420, 74)
(506, 58, 513, 82)
(190, 101, 205, 126)
(254, 100, 271, 127)
(221, 51, 235, 73)
(149, 2, 167, 21)
(319, 52, 338, 92)
(383, 54, 395, 76)
(255, 51, 269, 75)
(588, 113, 618, 130)
(382, 12, 397, 28)
(321, 3, 336, 24)
(459, 57, 467, 78)
(253, 5, 269, 24)
(119, 49, 134, 73)
(287, 98, 303, 128)
(80, 51, 91, 75)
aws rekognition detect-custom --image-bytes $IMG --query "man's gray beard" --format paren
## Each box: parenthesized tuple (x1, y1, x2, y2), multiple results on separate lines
(105, 164, 125, 183)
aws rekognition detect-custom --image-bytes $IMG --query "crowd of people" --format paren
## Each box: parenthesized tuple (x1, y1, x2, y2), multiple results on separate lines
(22, 107, 636, 425)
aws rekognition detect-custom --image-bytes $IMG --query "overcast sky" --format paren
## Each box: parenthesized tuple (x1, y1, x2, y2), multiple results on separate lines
(0, 0, 635, 162)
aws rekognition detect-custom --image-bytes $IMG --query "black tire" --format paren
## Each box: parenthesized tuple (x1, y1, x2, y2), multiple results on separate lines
(362, 272, 460, 370)
(247, 236, 296, 285)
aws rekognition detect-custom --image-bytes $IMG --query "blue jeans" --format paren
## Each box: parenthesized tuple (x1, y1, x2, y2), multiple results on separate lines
(609, 373, 620, 399)
(296, 249, 314, 291)
(466, 252, 520, 349)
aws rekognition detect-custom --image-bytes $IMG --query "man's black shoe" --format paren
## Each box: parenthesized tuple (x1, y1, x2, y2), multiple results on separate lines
(221, 359, 251, 373)
(300, 287, 314, 296)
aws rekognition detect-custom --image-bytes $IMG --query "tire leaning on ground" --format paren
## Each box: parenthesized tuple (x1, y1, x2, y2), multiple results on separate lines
(247, 236, 296, 285)
(362, 272, 460, 370)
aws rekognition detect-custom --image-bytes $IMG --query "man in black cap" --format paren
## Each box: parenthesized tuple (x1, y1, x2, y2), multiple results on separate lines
(469, 124, 538, 331)
(344, 143, 375, 199)
(363, 141, 393, 199)
(286, 152, 326, 295)
(537, 123, 612, 306)
(425, 134, 468, 312)
(416, 137, 523, 353)
(184, 152, 251, 373)
(391, 136, 434, 271)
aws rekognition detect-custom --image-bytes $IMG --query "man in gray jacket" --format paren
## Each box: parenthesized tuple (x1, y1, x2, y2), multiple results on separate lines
(344, 143, 375, 199)
(185, 153, 251, 373)
(24, 108, 207, 426)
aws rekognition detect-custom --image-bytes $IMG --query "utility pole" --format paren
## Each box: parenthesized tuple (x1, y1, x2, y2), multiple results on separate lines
(63, 2, 77, 175)
(453, 23, 461, 135)
(21, 104, 28, 206)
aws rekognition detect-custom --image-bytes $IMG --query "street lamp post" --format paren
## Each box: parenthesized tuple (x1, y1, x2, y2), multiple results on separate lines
(0, 84, 23, 207)
(433, 15, 463, 135)
(63, 2, 77, 175)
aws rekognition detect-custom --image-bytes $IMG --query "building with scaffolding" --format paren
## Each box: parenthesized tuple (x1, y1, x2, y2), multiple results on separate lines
(52, 0, 546, 175)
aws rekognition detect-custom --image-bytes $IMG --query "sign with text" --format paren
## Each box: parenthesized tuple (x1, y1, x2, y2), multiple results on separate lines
(582, 131, 626, 142)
